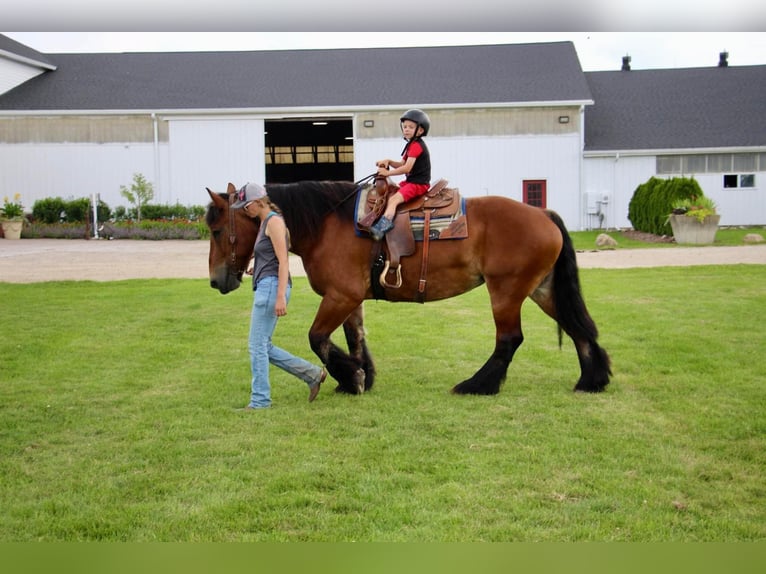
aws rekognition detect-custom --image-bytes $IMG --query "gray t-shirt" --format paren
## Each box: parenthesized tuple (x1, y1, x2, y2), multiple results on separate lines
(252, 212, 291, 289)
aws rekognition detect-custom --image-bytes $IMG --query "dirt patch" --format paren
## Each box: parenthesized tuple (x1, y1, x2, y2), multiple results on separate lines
(619, 229, 676, 244)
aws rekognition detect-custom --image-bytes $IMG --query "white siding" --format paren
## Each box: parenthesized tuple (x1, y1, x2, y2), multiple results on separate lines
(355, 133, 584, 229)
(167, 118, 265, 205)
(671, 172, 765, 227)
(583, 154, 766, 228)
(0, 57, 44, 96)
(0, 142, 169, 210)
(583, 155, 656, 229)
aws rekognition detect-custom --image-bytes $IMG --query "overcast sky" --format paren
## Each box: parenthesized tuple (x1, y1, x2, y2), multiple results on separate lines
(4, 32, 766, 72)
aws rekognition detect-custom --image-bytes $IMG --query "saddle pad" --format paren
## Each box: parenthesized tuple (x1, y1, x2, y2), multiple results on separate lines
(410, 198, 468, 241)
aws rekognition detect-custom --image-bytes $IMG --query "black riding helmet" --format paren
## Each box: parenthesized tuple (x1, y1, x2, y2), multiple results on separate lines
(400, 109, 430, 138)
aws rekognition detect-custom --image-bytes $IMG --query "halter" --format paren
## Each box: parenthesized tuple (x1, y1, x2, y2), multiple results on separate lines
(227, 192, 243, 274)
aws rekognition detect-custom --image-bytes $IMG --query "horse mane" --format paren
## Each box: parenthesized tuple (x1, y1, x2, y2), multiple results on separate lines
(264, 180, 359, 243)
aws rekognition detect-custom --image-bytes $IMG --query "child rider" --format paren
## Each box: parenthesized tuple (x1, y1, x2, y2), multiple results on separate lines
(369, 108, 432, 241)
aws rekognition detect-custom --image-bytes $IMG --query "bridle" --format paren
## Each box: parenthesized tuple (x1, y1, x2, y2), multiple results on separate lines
(227, 193, 246, 276)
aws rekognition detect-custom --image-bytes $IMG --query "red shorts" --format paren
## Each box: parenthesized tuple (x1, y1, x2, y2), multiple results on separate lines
(398, 182, 430, 202)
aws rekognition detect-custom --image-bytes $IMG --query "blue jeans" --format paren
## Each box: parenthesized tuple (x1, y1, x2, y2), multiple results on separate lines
(248, 275, 323, 408)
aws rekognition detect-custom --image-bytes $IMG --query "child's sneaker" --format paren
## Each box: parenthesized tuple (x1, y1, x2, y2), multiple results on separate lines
(370, 216, 394, 241)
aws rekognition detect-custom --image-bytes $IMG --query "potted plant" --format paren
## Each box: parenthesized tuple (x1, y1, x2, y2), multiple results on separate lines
(1, 194, 26, 240)
(667, 196, 720, 244)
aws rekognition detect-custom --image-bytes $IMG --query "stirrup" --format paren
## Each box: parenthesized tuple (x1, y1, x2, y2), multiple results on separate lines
(380, 260, 403, 289)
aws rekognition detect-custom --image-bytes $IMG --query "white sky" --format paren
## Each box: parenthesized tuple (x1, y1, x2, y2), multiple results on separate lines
(3, 32, 766, 72)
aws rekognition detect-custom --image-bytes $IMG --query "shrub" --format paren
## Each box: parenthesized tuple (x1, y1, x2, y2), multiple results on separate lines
(32, 197, 111, 224)
(98, 219, 209, 240)
(28, 194, 207, 238)
(628, 176, 705, 235)
(22, 222, 89, 239)
(32, 197, 68, 224)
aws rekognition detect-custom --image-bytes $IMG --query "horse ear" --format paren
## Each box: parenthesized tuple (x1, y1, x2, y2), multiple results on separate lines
(207, 188, 228, 208)
(227, 183, 237, 194)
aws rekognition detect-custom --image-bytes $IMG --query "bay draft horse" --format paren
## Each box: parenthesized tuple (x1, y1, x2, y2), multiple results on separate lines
(205, 180, 611, 396)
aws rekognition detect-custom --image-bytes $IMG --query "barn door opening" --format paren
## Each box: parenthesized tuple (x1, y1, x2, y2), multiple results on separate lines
(523, 179, 547, 208)
(264, 118, 353, 183)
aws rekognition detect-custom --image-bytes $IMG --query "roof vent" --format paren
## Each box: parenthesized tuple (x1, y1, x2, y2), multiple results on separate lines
(718, 51, 729, 67)
(621, 55, 631, 71)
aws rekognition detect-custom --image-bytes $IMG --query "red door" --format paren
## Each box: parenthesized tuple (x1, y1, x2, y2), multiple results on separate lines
(523, 180, 546, 208)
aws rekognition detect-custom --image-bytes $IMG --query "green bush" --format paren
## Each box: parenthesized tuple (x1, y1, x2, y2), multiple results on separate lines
(140, 203, 205, 221)
(32, 197, 67, 224)
(32, 197, 111, 224)
(628, 176, 706, 235)
(28, 194, 207, 237)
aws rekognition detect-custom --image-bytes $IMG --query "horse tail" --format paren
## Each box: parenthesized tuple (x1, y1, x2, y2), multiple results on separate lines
(546, 210, 612, 392)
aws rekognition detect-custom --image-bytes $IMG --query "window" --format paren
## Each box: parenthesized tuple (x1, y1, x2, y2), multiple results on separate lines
(682, 155, 707, 173)
(724, 174, 756, 188)
(657, 156, 681, 174)
(265, 144, 353, 165)
(708, 154, 733, 172)
(523, 180, 546, 208)
(657, 153, 762, 174)
(733, 154, 756, 171)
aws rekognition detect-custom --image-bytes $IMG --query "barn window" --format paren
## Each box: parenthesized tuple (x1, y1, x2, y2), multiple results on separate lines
(682, 155, 706, 173)
(523, 180, 546, 208)
(657, 156, 681, 174)
(724, 174, 755, 188)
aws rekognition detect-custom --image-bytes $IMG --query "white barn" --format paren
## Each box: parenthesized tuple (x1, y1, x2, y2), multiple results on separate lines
(1, 35, 764, 230)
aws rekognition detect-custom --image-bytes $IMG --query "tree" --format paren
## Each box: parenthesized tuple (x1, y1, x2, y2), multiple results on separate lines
(120, 173, 154, 222)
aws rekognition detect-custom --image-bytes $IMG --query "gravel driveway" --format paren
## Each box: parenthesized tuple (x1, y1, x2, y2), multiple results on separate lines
(1, 238, 764, 283)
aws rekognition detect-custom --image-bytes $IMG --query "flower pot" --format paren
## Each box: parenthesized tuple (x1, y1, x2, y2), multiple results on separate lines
(669, 214, 720, 245)
(1, 220, 23, 240)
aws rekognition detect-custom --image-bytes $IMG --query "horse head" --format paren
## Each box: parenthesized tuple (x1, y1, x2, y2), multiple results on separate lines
(205, 183, 259, 294)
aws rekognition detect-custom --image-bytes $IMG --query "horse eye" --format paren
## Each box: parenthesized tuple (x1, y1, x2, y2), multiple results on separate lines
(212, 229, 222, 239)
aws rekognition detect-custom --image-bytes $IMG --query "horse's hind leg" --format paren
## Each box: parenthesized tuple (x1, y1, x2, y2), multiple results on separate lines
(342, 304, 376, 391)
(530, 272, 611, 393)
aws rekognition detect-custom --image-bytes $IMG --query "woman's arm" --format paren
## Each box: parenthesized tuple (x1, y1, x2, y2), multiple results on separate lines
(266, 216, 290, 317)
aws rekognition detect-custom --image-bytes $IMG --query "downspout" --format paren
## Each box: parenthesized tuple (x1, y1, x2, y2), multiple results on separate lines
(151, 113, 161, 202)
(579, 105, 585, 230)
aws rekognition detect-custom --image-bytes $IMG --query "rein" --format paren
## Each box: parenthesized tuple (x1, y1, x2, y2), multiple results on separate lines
(325, 175, 376, 215)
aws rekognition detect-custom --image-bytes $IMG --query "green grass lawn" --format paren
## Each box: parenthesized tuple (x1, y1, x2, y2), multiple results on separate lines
(568, 226, 766, 251)
(1, 265, 764, 541)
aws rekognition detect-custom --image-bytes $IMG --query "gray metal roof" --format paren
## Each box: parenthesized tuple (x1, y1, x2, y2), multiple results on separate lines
(0, 41, 592, 111)
(584, 65, 766, 151)
(3, 34, 763, 154)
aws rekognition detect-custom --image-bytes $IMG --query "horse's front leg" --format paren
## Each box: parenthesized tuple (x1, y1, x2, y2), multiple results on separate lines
(309, 296, 368, 395)
(342, 304, 376, 391)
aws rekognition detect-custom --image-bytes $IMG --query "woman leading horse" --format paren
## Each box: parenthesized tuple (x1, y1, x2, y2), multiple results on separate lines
(205, 180, 611, 396)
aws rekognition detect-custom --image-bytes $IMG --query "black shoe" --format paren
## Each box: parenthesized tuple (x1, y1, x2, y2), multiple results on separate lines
(370, 216, 394, 241)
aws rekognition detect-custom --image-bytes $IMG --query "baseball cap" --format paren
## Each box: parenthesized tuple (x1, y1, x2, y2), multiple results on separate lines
(231, 182, 267, 209)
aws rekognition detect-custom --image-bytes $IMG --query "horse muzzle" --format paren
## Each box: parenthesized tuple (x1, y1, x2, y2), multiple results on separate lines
(210, 268, 243, 294)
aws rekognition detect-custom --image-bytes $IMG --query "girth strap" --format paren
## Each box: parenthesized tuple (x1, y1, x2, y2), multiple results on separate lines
(415, 210, 432, 303)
